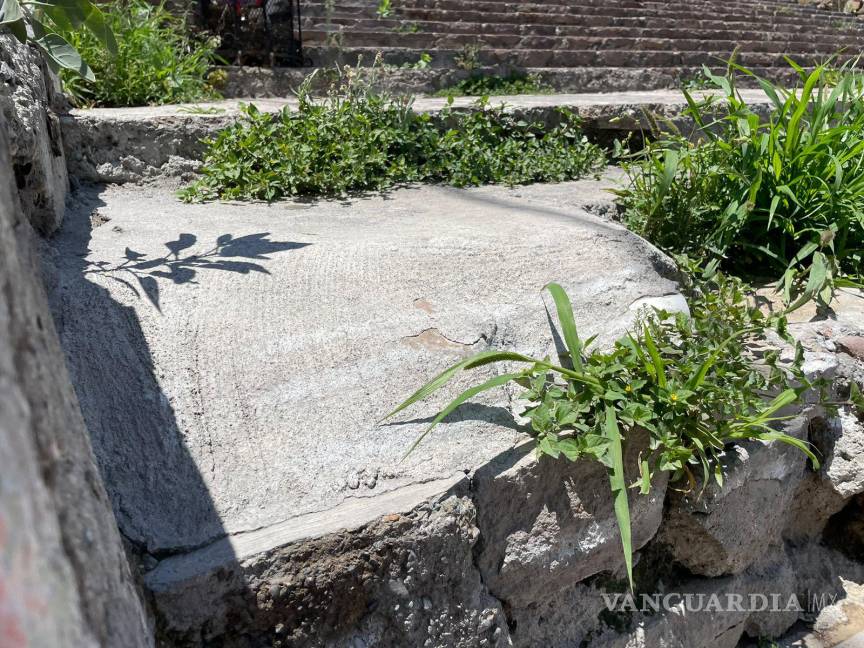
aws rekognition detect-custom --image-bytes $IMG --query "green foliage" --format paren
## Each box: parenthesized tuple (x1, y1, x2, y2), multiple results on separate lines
(454, 42, 483, 72)
(435, 72, 554, 97)
(179, 72, 605, 202)
(398, 51, 431, 70)
(382, 261, 821, 590)
(1, 0, 115, 79)
(392, 22, 420, 33)
(615, 59, 864, 311)
(57, 0, 220, 107)
(376, 0, 392, 18)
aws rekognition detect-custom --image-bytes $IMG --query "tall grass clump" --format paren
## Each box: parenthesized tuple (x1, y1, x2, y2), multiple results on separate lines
(178, 66, 604, 202)
(58, 0, 220, 107)
(382, 260, 830, 590)
(615, 59, 864, 310)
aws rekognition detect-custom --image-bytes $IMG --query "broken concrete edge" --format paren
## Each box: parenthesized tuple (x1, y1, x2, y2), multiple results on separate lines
(58, 88, 773, 184)
(145, 472, 469, 592)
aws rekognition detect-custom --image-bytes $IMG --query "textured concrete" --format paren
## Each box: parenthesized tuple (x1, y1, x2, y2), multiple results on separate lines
(51, 178, 679, 556)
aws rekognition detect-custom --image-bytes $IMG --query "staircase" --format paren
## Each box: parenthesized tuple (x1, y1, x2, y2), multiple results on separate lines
(299, 0, 864, 90)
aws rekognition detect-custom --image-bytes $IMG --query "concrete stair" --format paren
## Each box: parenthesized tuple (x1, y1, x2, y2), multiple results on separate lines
(297, 0, 864, 89)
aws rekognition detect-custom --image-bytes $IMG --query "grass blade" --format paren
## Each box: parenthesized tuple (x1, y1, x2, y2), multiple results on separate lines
(544, 282, 584, 371)
(642, 325, 668, 389)
(381, 349, 540, 421)
(751, 431, 821, 469)
(402, 372, 522, 458)
(604, 405, 634, 591)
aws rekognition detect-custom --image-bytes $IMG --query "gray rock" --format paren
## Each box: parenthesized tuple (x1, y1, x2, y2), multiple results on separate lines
(782, 471, 847, 542)
(810, 407, 864, 499)
(659, 416, 809, 576)
(587, 550, 799, 648)
(50, 181, 680, 556)
(0, 32, 68, 234)
(145, 476, 510, 647)
(472, 431, 668, 608)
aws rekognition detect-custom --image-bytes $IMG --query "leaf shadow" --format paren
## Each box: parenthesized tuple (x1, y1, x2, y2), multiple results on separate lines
(85, 232, 310, 311)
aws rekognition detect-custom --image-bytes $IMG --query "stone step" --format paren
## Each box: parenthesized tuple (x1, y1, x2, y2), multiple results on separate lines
(302, 29, 863, 54)
(301, 16, 861, 41)
(407, 0, 853, 15)
(301, 12, 863, 40)
(304, 44, 856, 69)
(301, 0, 848, 17)
(300, 0, 863, 27)
(302, 0, 855, 19)
(214, 64, 810, 97)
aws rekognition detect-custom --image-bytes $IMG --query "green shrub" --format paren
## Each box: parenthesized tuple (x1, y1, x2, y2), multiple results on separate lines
(1, 0, 114, 80)
(179, 72, 604, 202)
(383, 260, 827, 589)
(434, 72, 554, 97)
(58, 0, 219, 107)
(615, 60, 864, 311)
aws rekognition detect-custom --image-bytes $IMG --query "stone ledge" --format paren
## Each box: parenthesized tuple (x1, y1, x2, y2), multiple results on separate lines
(145, 472, 467, 593)
(59, 89, 772, 184)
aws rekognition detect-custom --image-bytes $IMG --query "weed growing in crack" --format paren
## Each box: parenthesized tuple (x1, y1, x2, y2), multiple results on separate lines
(434, 72, 554, 98)
(382, 260, 828, 590)
(615, 58, 864, 311)
(179, 66, 605, 202)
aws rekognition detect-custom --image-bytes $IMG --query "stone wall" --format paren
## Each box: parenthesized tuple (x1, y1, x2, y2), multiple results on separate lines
(0, 32, 154, 648)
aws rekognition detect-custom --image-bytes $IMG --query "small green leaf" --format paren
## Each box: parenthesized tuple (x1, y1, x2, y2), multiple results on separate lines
(544, 282, 584, 371)
(642, 325, 667, 389)
(33, 24, 94, 81)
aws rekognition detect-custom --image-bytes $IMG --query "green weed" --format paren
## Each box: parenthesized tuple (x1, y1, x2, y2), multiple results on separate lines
(615, 59, 864, 311)
(376, 0, 392, 18)
(382, 260, 821, 590)
(57, 0, 220, 107)
(1, 0, 115, 80)
(179, 69, 604, 202)
(435, 72, 554, 97)
(392, 22, 420, 33)
(454, 42, 484, 72)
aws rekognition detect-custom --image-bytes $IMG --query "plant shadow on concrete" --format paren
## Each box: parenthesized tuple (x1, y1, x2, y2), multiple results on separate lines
(83, 231, 309, 310)
(47, 186, 316, 638)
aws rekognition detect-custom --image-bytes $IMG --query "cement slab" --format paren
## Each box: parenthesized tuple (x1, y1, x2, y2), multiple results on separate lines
(50, 178, 678, 554)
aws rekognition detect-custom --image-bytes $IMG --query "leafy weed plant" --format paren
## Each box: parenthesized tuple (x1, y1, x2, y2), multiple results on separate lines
(382, 261, 820, 589)
(57, 0, 220, 107)
(434, 72, 554, 97)
(1, 0, 115, 80)
(179, 68, 604, 201)
(615, 59, 864, 311)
